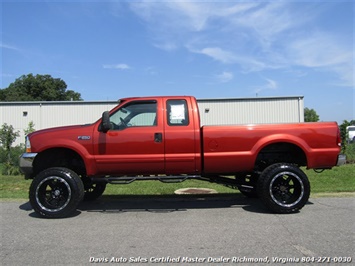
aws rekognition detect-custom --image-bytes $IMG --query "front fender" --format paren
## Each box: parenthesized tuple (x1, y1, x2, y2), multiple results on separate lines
(34, 138, 97, 176)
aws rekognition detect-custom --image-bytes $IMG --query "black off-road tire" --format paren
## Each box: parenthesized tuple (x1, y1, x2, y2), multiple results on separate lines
(239, 187, 259, 198)
(238, 173, 259, 198)
(257, 163, 310, 214)
(29, 167, 84, 218)
(84, 183, 106, 201)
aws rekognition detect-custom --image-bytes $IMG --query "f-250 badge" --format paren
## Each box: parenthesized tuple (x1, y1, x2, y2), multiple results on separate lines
(78, 136, 91, 140)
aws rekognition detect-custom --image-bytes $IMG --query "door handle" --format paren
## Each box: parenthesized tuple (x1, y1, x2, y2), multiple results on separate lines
(154, 133, 163, 143)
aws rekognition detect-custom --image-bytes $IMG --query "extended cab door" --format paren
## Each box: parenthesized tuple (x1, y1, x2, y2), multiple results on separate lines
(93, 99, 165, 175)
(164, 98, 200, 174)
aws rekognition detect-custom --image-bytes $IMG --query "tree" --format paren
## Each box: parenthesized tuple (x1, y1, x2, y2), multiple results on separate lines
(0, 74, 82, 101)
(304, 108, 319, 122)
(0, 123, 20, 175)
(24, 121, 36, 136)
(0, 123, 19, 152)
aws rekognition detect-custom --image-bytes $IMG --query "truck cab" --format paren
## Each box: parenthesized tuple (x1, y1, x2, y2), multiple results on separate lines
(95, 96, 201, 176)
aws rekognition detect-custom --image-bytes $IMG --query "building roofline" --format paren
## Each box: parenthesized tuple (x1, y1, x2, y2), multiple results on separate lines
(0, 95, 304, 106)
(0, 100, 118, 106)
(197, 95, 304, 102)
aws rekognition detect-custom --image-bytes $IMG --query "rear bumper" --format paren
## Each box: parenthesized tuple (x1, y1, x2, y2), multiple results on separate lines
(337, 154, 346, 166)
(19, 153, 37, 179)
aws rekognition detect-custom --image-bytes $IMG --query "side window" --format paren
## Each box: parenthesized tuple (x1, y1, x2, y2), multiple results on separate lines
(109, 101, 157, 130)
(167, 99, 189, 126)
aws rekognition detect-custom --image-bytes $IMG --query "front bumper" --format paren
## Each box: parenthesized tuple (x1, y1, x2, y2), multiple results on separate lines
(337, 154, 346, 166)
(19, 153, 37, 179)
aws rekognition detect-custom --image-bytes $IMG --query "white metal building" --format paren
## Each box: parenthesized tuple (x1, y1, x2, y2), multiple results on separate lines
(1, 96, 304, 146)
(198, 96, 304, 126)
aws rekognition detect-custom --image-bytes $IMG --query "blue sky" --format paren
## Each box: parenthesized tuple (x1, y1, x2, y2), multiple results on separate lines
(1, 0, 354, 123)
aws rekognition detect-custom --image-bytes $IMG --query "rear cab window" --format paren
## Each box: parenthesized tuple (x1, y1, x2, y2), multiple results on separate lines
(166, 99, 189, 126)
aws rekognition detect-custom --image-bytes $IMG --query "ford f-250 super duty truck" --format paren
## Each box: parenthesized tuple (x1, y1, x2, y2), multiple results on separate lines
(19, 96, 346, 218)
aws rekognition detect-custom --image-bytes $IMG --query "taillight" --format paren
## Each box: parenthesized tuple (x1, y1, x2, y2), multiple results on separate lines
(25, 136, 32, 153)
(337, 127, 342, 147)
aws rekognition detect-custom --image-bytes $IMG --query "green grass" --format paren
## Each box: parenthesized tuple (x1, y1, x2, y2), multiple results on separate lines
(345, 142, 355, 163)
(305, 164, 355, 193)
(0, 175, 32, 199)
(1, 164, 354, 200)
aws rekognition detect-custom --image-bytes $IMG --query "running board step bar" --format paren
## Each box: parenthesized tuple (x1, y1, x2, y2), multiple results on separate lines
(90, 175, 255, 189)
(90, 175, 202, 184)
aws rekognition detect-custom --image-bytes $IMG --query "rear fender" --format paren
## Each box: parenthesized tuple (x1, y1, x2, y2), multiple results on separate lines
(252, 134, 309, 164)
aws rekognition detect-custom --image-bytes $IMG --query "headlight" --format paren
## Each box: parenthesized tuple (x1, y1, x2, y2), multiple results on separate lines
(25, 136, 32, 153)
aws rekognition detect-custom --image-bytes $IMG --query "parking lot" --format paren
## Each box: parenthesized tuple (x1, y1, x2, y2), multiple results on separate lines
(1, 195, 354, 265)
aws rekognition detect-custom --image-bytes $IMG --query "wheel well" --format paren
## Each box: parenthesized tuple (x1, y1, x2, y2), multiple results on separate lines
(255, 142, 307, 171)
(33, 148, 86, 177)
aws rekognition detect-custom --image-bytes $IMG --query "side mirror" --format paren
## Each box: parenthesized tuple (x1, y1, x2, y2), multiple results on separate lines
(100, 111, 111, 133)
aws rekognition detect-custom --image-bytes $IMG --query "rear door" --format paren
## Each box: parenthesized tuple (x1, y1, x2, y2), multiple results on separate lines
(94, 98, 165, 175)
(164, 98, 199, 174)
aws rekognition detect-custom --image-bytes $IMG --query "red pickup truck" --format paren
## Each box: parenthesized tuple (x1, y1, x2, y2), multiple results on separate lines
(20, 96, 346, 218)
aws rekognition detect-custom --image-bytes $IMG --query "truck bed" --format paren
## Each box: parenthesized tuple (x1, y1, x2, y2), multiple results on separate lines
(202, 122, 340, 174)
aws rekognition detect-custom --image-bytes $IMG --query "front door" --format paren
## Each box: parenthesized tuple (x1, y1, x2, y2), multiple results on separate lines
(94, 99, 165, 175)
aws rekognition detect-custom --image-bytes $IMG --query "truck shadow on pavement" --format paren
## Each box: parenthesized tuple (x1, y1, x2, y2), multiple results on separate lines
(81, 194, 270, 214)
(20, 194, 312, 218)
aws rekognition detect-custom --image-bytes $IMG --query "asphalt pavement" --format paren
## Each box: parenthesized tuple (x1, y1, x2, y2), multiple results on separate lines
(1, 195, 354, 265)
